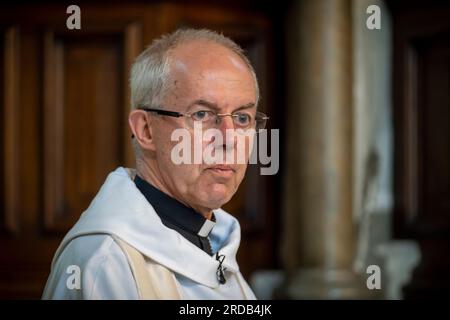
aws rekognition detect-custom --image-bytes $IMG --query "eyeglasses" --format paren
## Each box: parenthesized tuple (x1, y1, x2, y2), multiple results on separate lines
(137, 105, 269, 130)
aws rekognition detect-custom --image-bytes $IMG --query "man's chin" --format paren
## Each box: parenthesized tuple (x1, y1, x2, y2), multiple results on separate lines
(201, 192, 234, 210)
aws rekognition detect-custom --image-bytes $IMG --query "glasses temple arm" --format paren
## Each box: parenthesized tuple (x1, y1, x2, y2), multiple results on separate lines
(137, 106, 184, 118)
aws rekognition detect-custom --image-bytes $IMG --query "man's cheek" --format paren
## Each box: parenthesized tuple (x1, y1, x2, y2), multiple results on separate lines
(179, 164, 202, 183)
(237, 163, 248, 175)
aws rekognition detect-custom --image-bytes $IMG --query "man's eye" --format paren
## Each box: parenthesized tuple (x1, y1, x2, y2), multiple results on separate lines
(235, 113, 251, 125)
(192, 111, 211, 121)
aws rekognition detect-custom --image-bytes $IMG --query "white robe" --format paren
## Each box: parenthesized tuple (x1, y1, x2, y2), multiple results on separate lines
(42, 167, 256, 300)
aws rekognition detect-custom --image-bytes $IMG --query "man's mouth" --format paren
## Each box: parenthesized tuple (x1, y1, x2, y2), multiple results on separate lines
(205, 165, 236, 177)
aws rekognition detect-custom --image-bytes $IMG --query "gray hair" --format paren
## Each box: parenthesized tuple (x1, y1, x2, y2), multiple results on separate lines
(129, 28, 260, 157)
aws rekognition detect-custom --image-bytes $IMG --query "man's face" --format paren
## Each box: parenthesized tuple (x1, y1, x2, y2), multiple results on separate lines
(151, 41, 257, 212)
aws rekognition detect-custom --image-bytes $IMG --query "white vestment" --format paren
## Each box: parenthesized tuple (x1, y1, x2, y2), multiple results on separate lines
(42, 167, 256, 300)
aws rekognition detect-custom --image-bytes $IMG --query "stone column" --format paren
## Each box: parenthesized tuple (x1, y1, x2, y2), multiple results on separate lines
(277, 0, 368, 299)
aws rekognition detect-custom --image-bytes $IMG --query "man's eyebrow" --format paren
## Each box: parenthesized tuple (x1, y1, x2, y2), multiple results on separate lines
(187, 99, 219, 111)
(187, 100, 256, 113)
(232, 103, 256, 112)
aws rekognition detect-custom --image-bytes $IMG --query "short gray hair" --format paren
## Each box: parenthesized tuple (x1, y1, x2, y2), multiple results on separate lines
(130, 28, 259, 111)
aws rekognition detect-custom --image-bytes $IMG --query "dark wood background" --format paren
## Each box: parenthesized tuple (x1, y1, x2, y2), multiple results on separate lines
(0, 1, 284, 298)
(389, 0, 450, 298)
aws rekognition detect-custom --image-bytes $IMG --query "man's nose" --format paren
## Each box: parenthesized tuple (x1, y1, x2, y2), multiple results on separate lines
(216, 114, 235, 131)
(216, 115, 236, 148)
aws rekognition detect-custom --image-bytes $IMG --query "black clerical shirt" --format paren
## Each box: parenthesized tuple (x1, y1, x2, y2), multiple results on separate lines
(134, 175, 215, 256)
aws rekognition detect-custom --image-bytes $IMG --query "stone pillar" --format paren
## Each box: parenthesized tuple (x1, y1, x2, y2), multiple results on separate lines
(277, 0, 368, 299)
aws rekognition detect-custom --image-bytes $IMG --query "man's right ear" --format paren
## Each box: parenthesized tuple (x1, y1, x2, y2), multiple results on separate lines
(128, 110, 156, 152)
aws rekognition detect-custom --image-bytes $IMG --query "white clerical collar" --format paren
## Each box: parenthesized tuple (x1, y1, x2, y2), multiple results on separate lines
(198, 219, 216, 237)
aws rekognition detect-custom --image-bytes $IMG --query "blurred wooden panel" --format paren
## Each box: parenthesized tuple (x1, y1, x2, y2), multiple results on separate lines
(391, 1, 450, 298)
(0, 29, 3, 232)
(1, 26, 20, 235)
(43, 25, 141, 233)
(419, 37, 450, 226)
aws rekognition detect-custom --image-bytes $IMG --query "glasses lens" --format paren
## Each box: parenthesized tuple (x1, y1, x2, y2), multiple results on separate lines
(255, 112, 268, 130)
(187, 110, 216, 128)
(191, 110, 214, 122)
(231, 113, 252, 128)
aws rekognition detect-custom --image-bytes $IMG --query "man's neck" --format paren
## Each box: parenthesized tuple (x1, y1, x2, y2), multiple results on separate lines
(135, 159, 213, 220)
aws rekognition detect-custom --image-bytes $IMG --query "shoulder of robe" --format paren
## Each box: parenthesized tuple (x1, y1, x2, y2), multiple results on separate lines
(46, 234, 138, 299)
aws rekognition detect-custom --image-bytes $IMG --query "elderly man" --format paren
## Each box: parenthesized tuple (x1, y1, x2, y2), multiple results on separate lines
(42, 28, 268, 299)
